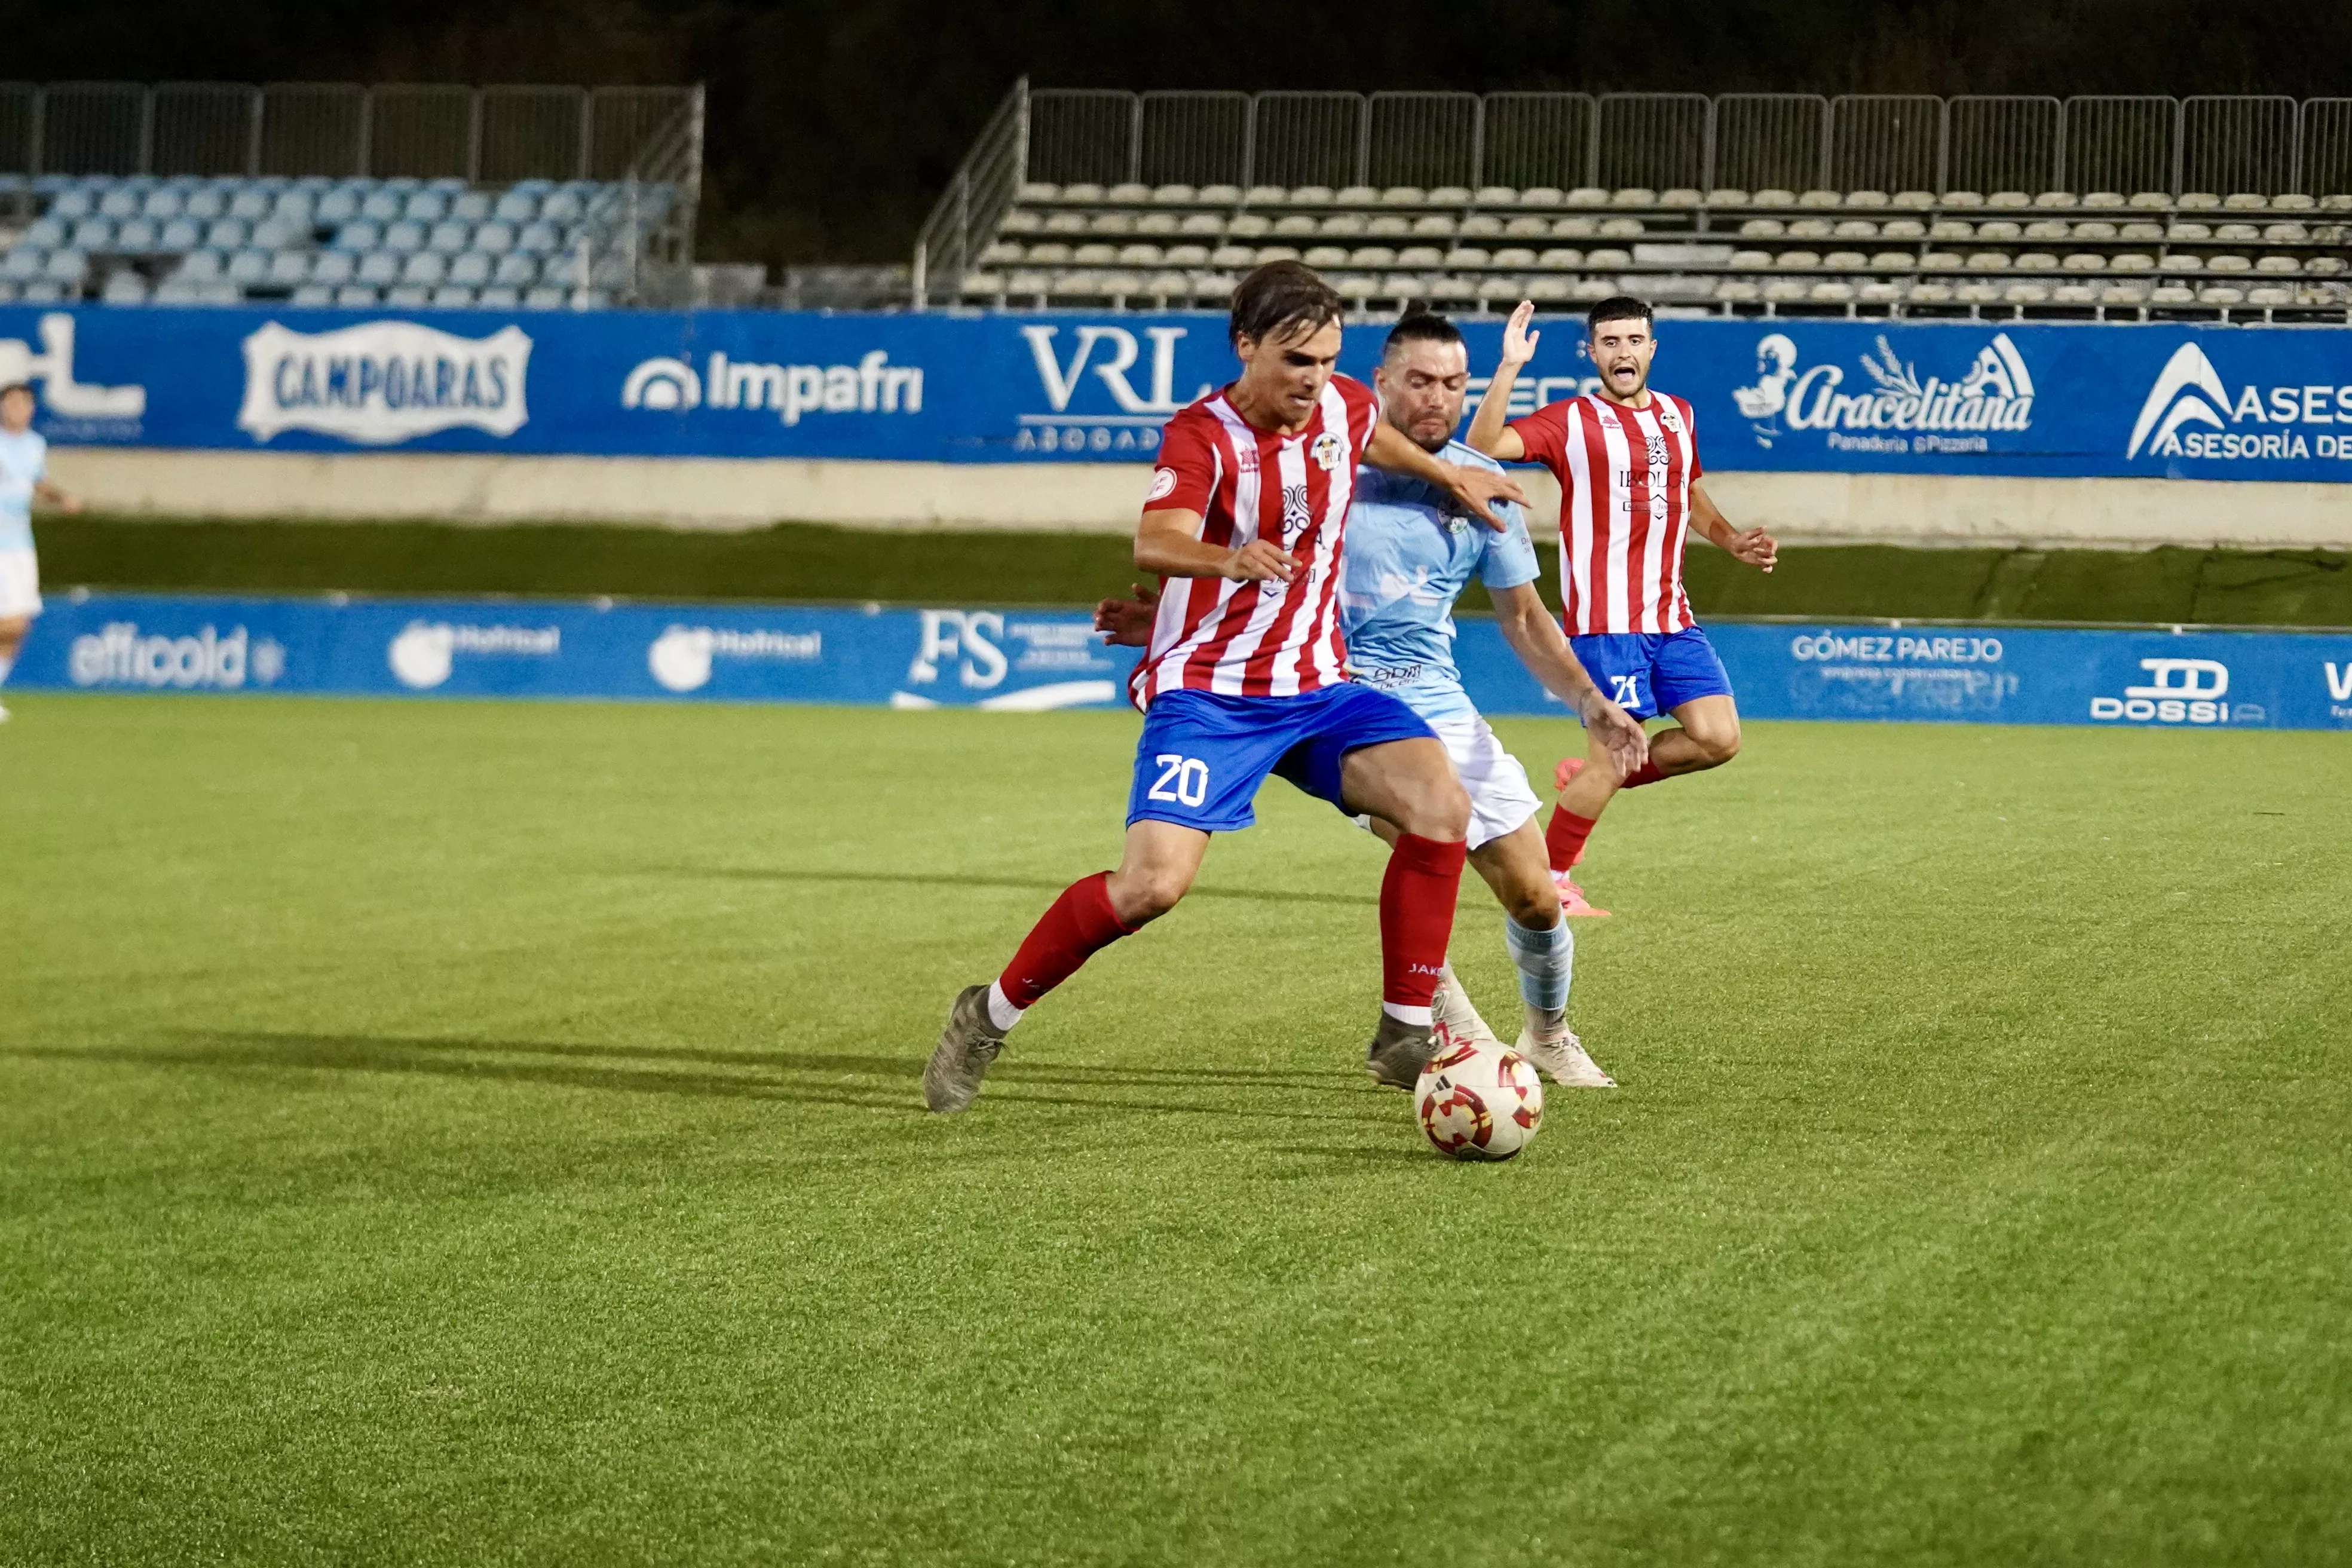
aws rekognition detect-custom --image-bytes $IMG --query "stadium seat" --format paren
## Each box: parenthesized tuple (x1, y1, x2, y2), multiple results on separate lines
(201, 218, 247, 250)
(1, 248, 44, 283)
(358, 190, 402, 222)
(447, 252, 493, 287)
(267, 251, 311, 286)
(382, 283, 428, 307)
(476, 284, 522, 308)
(424, 220, 469, 253)
(114, 217, 161, 250)
(540, 191, 584, 223)
(516, 221, 561, 255)
(226, 249, 271, 286)
(309, 250, 356, 286)
(402, 191, 449, 225)
(400, 251, 448, 286)
(68, 218, 115, 250)
(42, 249, 88, 286)
(335, 284, 379, 307)
(252, 218, 307, 249)
(289, 283, 335, 307)
(48, 189, 93, 219)
(382, 220, 427, 253)
(228, 189, 272, 221)
(430, 285, 476, 307)
(316, 189, 362, 225)
(22, 217, 68, 248)
(522, 284, 569, 309)
(177, 249, 225, 281)
(356, 252, 400, 286)
(96, 188, 139, 219)
(141, 189, 183, 219)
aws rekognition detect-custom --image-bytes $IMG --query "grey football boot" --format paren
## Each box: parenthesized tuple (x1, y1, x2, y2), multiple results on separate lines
(1364, 1010, 1437, 1089)
(924, 983, 1009, 1113)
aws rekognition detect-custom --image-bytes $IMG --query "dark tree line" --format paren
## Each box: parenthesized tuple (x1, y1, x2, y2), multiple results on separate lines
(6, 0, 2346, 267)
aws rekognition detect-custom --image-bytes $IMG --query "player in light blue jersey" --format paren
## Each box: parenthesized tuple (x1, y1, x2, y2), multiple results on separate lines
(1100, 314, 1649, 1086)
(0, 382, 83, 723)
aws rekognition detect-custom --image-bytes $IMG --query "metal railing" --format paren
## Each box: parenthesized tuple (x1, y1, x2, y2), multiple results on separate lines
(0, 79, 698, 184)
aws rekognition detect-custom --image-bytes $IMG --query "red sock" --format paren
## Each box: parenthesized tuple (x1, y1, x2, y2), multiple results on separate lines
(1544, 806, 1598, 874)
(1621, 759, 1667, 789)
(1379, 834, 1466, 1014)
(997, 872, 1137, 1009)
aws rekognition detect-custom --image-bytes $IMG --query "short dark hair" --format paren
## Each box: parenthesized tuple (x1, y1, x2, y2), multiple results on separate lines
(0, 383, 30, 400)
(1587, 296, 1653, 335)
(1229, 261, 1344, 348)
(1382, 310, 1463, 359)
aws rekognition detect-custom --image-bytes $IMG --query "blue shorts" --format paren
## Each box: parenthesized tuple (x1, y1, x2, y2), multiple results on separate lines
(1126, 685, 1436, 834)
(1570, 627, 1735, 722)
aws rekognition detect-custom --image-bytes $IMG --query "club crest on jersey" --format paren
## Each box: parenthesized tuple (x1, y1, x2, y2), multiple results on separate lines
(1146, 466, 1178, 503)
(1310, 431, 1345, 471)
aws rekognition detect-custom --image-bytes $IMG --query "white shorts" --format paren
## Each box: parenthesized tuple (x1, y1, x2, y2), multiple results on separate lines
(1356, 710, 1541, 852)
(0, 548, 39, 619)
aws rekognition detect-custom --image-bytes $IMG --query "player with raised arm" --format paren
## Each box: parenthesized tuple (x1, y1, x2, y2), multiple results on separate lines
(923, 265, 1528, 1113)
(1468, 298, 1778, 917)
(0, 382, 84, 723)
(1094, 311, 1649, 1087)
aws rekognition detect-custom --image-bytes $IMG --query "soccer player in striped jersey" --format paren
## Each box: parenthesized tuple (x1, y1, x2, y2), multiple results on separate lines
(924, 264, 1528, 1113)
(1092, 311, 1651, 1087)
(1467, 297, 1779, 917)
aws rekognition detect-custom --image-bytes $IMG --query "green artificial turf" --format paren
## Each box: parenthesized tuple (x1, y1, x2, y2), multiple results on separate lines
(3, 697, 2348, 1565)
(29, 513, 2352, 627)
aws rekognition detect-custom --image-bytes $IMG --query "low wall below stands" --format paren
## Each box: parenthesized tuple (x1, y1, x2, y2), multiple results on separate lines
(49, 447, 2352, 550)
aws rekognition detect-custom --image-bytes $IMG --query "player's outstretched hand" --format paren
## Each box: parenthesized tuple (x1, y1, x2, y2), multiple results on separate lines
(1729, 526, 1779, 573)
(1584, 694, 1650, 780)
(1092, 583, 1158, 648)
(1222, 540, 1302, 583)
(1501, 300, 1541, 369)
(1446, 464, 1529, 532)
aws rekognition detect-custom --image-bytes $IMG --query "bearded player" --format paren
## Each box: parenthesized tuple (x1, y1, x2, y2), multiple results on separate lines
(924, 264, 1528, 1113)
(1467, 298, 1778, 916)
(1094, 311, 1649, 1087)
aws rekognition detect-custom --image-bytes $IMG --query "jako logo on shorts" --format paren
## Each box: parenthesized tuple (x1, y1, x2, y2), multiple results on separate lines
(69, 621, 281, 689)
(238, 321, 532, 445)
(388, 621, 561, 690)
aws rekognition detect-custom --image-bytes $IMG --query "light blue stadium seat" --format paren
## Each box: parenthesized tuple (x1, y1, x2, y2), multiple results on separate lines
(451, 192, 493, 222)
(426, 220, 470, 253)
(185, 189, 228, 220)
(177, 249, 225, 281)
(522, 285, 568, 309)
(155, 218, 201, 252)
(292, 175, 333, 195)
(1, 249, 44, 281)
(538, 191, 584, 223)
(510, 177, 556, 197)
(228, 189, 272, 221)
(23, 217, 68, 248)
(20, 280, 69, 303)
(267, 252, 310, 286)
(515, 220, 560, 255)
(115, 218, 160, 250)
(356, 252, 402, 286)
(381, 176, 422, 194)
(335, 284, 378, 307)
(38, 175, 81, 199)
(203, 218, 249, 250)
(97, 188, 140, 219)
(476, 284, 520, 308)
(48, 189, 93, 219)
(330, 220, 381, 252)
(492, 191, 536, 222)
(271, 191, 316, 223)
(42, 250, 88, 284)
(491, 252, 538, 286)
(309, 250, 355, 286)
(471, 220, 516, 255)
(447, 251, 492, 287)
(590, 255, 630, 289)
(426, 176, 467, 194)
(360, 191, 403, 222)
(68, 218, 115, 249)
(0, 280, 19, 303)
(403, 191, 449, 222)
(252, 218, 309, 250)
(226, 249, 272, 286)
(381, 220, 427, 253)
(151, 277, 201, 304)
(384, 283, 431, 307)
(430, 284, 475, 307)
(101, 269, 149, 304)
(289, 283, 335, 307)
(401, 251, 448, 286)
(142, 189, 183, 219)
(316, 189, 362, 224)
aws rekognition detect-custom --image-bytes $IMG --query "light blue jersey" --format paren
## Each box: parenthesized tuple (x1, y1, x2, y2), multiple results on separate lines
(1340, 439, 1540, 724)
(0, 428, 46, 553)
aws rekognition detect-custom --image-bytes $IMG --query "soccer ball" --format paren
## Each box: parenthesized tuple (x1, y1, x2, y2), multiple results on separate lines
(1414, 1028, 1545, 1161)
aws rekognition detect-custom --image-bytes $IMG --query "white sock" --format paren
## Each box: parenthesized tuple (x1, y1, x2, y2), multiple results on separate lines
(984, 979, 1025, 1034)
(1381, 1001, 1434, 1027)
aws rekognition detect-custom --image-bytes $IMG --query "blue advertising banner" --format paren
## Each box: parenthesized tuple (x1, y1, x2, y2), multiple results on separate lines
(9, 304, 2352, 480)
(15, 591, 2352, 731)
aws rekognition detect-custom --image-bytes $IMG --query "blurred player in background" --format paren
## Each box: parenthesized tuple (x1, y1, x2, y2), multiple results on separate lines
(924, 264, 1527, 1113)
(1095, 311, 1648, 1086)
(1468, 298, 1777, 916)
(0, 382, 82, 722)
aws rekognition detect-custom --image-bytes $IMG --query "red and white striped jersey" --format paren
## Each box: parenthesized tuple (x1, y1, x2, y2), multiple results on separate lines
(1509, 391, 1704, 636)
(1129, 374, 1382, 707)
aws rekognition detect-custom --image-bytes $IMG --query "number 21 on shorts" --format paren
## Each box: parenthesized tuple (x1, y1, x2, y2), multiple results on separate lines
(1147, 753, 1209, 808)
(1609, 673, 1642, 708)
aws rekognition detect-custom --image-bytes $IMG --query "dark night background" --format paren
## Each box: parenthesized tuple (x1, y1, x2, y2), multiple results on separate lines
(7, 1, 2347, 268)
